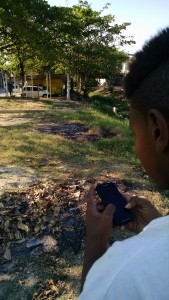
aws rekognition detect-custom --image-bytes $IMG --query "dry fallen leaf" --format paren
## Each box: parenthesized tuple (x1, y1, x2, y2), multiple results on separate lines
(3, 243, 11, 260)
(0, 202, 4, 208)
(17, 222, 29, 233)
(15, 230, 23, 240)
(74, 191, 81, 199)
(4, 219, 10, 232)
(42, 235, 58, 253)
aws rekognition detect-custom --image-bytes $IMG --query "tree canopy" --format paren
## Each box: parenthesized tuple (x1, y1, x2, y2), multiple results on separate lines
(0, 0, 135, 91)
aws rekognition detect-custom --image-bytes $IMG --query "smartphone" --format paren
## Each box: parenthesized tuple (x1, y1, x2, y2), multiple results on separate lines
(96, 182, 134, 226)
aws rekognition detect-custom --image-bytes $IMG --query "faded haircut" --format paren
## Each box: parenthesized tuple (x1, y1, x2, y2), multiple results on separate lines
(124, 27, 169, 118)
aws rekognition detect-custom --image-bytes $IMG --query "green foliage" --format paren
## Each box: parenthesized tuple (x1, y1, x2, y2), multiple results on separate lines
(0, 95, 138, 177)
(89, 91, 130, 118)
(0, 0, 135, 90)
(0, 0, 53, 80)
(55, 1, 133, 92)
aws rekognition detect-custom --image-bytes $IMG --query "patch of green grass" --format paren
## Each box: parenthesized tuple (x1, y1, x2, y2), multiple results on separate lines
(89, 90, 130, 118)
(0, 93, 139, 180)
(96, 135, 138, 165)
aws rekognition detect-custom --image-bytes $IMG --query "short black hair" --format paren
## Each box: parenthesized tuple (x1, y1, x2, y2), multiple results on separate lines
(124, 27, 169, 117)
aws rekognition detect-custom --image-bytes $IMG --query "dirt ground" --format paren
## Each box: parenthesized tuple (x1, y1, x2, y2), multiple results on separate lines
(0, 100, 168, 299)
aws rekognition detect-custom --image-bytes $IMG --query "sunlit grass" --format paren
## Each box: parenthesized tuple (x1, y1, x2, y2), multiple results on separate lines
(0, 93, 139, 180)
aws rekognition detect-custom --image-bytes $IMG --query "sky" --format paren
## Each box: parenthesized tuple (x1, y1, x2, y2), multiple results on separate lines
(47, 0, 169, 54)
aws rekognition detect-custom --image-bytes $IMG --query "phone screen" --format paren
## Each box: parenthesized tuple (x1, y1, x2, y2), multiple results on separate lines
(96, 182, 134, 225)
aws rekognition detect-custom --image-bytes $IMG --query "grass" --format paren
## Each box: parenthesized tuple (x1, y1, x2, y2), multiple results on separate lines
(90, 90, 130, 118)
(0, 93, 139, 181)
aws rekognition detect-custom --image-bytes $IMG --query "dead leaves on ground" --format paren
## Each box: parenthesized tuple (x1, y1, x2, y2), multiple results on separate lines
(0, 180, 88, 261)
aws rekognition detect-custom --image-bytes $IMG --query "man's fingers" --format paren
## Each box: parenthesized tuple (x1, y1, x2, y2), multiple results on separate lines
(104, 204, 116, 218)
(126, 195, 151, 210)
(125, 196, 140, 209)
(87, 184, 97, 196)
(86, 184, 97, 209)
(96, 203, 105, 212)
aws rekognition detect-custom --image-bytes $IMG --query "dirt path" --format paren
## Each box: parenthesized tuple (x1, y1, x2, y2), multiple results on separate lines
(0, 110, 38, 196)
(0, 164, 37, 195)
(0, 100, 76, 195)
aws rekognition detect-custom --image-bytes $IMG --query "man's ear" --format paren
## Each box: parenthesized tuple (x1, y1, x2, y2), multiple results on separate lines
(148, 109, 169, 153)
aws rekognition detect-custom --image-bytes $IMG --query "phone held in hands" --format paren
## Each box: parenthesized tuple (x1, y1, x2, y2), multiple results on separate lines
(96, 182, 134, 226)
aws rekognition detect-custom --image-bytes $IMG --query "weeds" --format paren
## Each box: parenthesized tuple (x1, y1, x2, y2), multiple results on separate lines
(0, 93, 139, 181)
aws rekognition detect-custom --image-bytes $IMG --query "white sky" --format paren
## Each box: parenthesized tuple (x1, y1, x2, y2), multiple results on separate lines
(47, 0, 169, 54)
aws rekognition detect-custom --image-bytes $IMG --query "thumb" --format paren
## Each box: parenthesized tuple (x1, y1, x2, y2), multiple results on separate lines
(125, 196, 137, 209)
(104, 204, 116, 218)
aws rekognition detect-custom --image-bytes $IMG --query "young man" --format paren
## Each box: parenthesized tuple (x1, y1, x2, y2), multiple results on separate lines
(79, 27, 169, 299)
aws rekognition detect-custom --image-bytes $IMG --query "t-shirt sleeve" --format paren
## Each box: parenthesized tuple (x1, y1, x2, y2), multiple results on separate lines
(79, 218, 169, 300)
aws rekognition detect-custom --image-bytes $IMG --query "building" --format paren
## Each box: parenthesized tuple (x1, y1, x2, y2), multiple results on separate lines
(23, 74, 64, 96)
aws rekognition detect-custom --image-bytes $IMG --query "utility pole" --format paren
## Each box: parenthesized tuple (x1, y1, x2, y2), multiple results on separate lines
(46, 73, 49, 99)
(49, 73, 51, 99)
(67, 73, 71, 100)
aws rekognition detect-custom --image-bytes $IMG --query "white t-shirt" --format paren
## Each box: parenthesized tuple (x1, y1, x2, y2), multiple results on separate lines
(79, 216, 169, 300)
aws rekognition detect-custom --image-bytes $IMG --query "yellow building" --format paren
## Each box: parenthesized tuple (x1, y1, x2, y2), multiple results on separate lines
(12, 74, 64, 96)
(25, 74, 64, 96)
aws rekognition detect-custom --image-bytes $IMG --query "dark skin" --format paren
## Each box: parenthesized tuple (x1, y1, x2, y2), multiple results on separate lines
(80, 107, 169, 291)
(121, 195, 161, 233)
(80, 188, 161, 291)
(80, 185, 115, 291)
(130, 108, 169, 188)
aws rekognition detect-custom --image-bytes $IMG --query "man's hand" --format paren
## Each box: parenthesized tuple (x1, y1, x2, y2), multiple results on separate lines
(86, 184, 115, 245)
(80, 185, 115, 291)
(121, 196, 162, 233)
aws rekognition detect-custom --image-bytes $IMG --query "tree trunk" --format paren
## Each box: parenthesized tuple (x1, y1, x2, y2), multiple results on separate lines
(19, 60, 25, 87)
(83, 88, 89, 99)
(16, 46, 25, 86)
(77, 74, 81, 91)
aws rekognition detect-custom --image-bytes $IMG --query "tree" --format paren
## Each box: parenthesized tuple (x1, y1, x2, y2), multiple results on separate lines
(0, 0, 135, 95)
(50, 1, 134, 96)
(0, 0, 53, 83)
